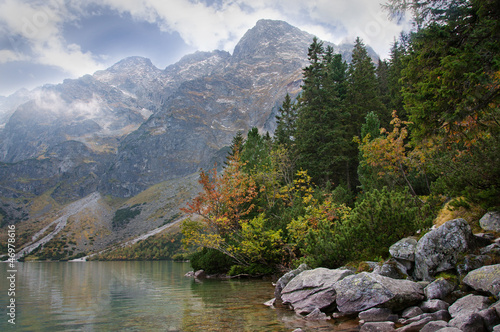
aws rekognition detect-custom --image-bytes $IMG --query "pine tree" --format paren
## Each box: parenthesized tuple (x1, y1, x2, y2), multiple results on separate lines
(274, 93, 297, 149)
(295, 38, 352, 188)
(346, 37, 387, 135)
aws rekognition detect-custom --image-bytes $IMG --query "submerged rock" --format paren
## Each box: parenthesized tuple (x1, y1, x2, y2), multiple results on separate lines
(334, 272, 424, 314)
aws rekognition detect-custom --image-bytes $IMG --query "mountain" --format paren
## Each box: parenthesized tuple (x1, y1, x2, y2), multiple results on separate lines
(0, 19, 378, 259)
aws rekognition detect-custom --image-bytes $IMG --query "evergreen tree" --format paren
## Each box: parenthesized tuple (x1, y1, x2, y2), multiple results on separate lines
(241, 127, 271, 173)
(274, 93, 297, 149)
(295, 39, 352, 188)
(357, 111, 381, 192)
(346, 37, 387, 134)
(386, 38, 407, 119)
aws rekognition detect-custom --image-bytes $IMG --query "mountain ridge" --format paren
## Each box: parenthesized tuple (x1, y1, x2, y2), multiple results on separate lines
(0, 19, 379, 260)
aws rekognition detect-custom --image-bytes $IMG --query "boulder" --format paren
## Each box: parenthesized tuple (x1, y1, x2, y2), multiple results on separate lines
(396, 316, 434, 332)
(463, 264, 500, 297)
(448, 294, 491, 318)
(420, 299, 450, 313)
(478, 308, 500, 331)
(400, 311, 451, 326)
(390, 237, 418, 262)
(414, 218, 474, 280)
(373, 258, 409, 279)
(305, 308, 330, 320)
(481, 243, 500, 256)
(274, 263, 309, 304)
(401, 306, 424, 319)
(424, 277, 455, 300)
(448, 313, 485, 332)
(457, 254, 490, 276)
(280, 267, 353, 314)
(492, 300, 500, 317)
(420, 320, 449, 332)
(334, 272, 424, 314)
(359, 308, 398, 323)
(435, 327, 464, 332)
(194, 270, 206, 279)
(360, 322, 396, 332)
(480, 212, 500, 233)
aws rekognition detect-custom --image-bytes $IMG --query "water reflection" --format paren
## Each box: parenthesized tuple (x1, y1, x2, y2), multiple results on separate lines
(0, 262, 357, 331)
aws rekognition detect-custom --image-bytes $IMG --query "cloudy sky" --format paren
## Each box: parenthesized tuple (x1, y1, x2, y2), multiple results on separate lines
(0, 0, 410, 96)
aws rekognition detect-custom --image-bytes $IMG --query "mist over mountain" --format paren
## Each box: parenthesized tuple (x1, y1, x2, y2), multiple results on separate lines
(0, 19, 378, 258)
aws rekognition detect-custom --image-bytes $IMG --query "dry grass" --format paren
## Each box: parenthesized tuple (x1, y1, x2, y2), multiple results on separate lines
(434, 197, 486, 232)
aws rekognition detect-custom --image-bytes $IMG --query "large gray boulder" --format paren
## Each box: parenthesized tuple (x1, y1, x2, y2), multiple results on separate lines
(390, 237, 418, 262)
(414, 218, 474, 280)
(448, 294, 491, 318)
(480, 212, 500, 233)
(274, 263, 309, 305)
(463, 264, 500, 297)
(334, 272, 424, 314)
(280, 267, 353, 315)
(424, 277, 455, 300)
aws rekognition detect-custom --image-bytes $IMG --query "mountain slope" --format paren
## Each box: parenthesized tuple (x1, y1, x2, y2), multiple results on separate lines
(0, 19, 379, 258)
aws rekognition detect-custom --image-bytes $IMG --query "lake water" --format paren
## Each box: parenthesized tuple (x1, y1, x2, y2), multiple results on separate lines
(0, 261, 359, 331)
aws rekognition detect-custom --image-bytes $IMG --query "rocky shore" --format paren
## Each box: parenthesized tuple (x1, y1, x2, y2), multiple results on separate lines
(267, 213, 500, 332)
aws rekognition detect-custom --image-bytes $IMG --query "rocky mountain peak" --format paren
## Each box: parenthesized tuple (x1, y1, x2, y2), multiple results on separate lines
(232, 19, 314, 63)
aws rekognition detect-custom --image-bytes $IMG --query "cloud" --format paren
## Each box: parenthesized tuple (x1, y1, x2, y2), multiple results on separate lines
(0, 0, 409, 95)
(96, 0, 409, 58)
(0, 0, 104, 77)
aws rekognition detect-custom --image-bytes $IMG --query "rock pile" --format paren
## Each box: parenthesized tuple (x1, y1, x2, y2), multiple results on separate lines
(269, 215, 500, 332)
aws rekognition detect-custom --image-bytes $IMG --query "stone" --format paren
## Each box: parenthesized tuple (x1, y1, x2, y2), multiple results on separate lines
(360, 321, 396, 332)
(448, 313, 486, 332)
(481, 243, 500, 256)
(424, 277, 455, 300)
(194, 270, 206, 279)
(463, 264, 500, 297)
(359, 308, 397, 322)
(305, 308, 330, 320)
(390, 237, 418, 261)
(400, 311, 451, 326)
(414, 218, 475, 280)
(420, 320, 449, 332)
(492, 300, 500, 317)
(280, 267, 353, 315)
(397, 316, 434, 332)
(449, 294, 491, 318)
(479, 307, 500, 331)
(373, 258, 409, 279)
(435, 328, 464, 332)
(420, 299, 450, 313)
(334, 272, 424, 314)
(457, 254, 491, 276)
(263, 298, 275, 307)
(401, 306, 424, 319)
(480, 212, 500, 232)
(274, 263, 309, 304)
(479, 308, 500, 332)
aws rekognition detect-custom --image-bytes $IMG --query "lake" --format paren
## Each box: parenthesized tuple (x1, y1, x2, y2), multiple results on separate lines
(0, 261, 358, 331)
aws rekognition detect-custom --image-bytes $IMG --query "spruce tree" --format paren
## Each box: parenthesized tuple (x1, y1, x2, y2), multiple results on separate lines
(346, 37, 387, 135)
(274, 93, 297, 150)
(295, 38, 351, 188)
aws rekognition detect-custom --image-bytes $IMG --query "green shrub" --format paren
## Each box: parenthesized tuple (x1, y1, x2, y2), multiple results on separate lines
(347, 187, 431, 260)
(190, 248, 235, 274)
